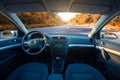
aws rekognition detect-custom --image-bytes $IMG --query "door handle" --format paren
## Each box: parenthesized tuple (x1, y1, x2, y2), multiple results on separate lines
(101, 41, 106, 46)
(9, 39, 17, 44)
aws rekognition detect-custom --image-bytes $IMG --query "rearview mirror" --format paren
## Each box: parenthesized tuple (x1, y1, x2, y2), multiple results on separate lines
(101, 32, 118, 39)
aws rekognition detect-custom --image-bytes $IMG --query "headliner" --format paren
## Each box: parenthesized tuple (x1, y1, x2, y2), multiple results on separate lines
(0, 0, 118, 14)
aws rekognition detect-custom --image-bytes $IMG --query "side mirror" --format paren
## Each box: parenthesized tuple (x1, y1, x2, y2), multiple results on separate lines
(1, 30, 18, 39)
(101, 32, 118, 39)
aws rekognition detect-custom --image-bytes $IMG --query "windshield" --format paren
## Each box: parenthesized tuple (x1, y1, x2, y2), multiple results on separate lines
(0, 12, 101, 35)
(0, 12, 120, 35)
(17, 12, 101, 35)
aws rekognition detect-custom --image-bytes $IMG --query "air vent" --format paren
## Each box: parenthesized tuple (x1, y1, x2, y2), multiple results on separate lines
(53, 36, 66, 40)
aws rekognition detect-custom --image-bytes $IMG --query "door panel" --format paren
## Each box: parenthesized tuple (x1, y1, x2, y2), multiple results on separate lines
(0, 38, 21, 79)
(96, 39, 120, 79)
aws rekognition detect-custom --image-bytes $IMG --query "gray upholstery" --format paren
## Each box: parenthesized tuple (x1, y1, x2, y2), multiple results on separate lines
(0, 0, 116, 14)
(7, 63, 48, 80)
(65, 64, 105, 80)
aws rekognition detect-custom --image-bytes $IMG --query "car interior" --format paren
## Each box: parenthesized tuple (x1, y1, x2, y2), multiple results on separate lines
(0, 0, 120, 80)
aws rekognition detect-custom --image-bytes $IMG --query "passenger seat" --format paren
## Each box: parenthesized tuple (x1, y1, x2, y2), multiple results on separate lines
(65, 64, 105, 80)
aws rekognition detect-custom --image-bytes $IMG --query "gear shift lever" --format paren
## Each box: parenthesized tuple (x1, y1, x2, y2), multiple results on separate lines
(55, 57, 60, 68)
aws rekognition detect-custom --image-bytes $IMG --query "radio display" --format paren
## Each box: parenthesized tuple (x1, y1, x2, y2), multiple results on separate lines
(54, 43, 64, 48)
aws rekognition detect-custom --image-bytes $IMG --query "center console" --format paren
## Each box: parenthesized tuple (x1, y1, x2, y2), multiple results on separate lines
(48, 74, 63, 80)
(50, 36, 68, 73)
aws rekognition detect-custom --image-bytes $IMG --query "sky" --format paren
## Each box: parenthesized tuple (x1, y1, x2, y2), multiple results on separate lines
(57, 12, 78, 21)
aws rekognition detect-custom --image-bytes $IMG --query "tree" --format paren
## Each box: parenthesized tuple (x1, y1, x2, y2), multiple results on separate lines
(69, 13, 101, 26)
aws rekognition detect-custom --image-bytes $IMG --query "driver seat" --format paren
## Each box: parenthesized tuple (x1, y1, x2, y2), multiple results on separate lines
(7, 63, 48, 80)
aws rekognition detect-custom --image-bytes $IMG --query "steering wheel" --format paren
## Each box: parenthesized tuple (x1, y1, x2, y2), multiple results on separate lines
(22, 31, 47, 55)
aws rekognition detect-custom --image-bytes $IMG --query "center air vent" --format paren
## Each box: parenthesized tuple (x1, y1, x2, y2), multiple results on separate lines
(53, 36, 66, 40)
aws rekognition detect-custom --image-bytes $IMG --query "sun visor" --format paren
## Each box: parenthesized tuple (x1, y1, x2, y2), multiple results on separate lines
(69, 4, 111, 14)
(6, 3, 46, 12)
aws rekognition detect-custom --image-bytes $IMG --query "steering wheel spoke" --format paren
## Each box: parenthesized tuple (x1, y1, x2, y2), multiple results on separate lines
(26, 48, 30, 52)
(23, 40, 31, 46)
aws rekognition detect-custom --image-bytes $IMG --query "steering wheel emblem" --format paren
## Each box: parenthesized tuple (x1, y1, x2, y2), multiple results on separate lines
(31, 40, 36, 45)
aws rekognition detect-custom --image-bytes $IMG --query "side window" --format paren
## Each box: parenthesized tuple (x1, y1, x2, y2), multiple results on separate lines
(101, 14, 120, 43)
(0, 13, 18, 40)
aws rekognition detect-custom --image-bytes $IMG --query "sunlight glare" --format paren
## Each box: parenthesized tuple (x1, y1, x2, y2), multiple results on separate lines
(57, 12, 78, 21)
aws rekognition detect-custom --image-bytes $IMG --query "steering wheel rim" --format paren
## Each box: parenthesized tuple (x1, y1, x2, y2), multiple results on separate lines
(22, 31, 47, 55)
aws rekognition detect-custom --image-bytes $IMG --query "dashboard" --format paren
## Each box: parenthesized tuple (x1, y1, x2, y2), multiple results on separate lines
(44, 33, 95, 57)
(46, 34, 94, 50)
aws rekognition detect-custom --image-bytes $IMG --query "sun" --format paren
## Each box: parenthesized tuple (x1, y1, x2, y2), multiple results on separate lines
(57, 12, 78, 21)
